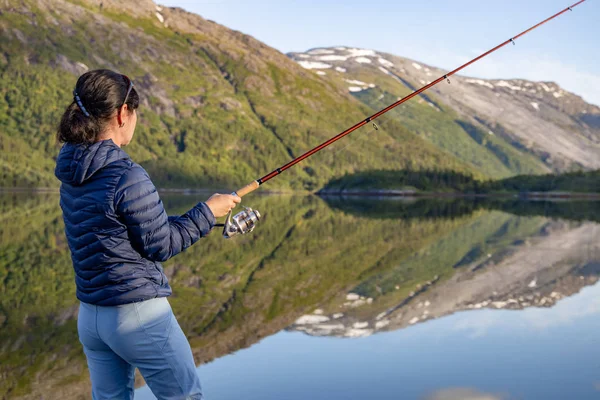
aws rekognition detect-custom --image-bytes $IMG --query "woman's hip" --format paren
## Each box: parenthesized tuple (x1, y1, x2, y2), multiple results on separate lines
(78, 297, 172, 346)
(78, 297, 202, 398)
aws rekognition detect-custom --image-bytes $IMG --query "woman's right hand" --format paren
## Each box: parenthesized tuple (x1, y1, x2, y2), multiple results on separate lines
(205, 193, 242, 218)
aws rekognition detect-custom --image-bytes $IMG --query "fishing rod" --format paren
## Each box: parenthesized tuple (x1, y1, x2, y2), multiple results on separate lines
(220, 0, 586, 239)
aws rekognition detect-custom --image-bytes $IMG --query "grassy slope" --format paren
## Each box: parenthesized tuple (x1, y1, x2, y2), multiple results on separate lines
(0, 0, 478, 190)
(324, 62, 548, 178)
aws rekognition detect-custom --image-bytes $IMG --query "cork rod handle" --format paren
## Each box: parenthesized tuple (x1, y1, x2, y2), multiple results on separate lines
(234, 180, 260, 197)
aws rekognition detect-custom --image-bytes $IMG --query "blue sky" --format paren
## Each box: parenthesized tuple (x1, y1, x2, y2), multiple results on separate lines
(160, 0, 599, 105)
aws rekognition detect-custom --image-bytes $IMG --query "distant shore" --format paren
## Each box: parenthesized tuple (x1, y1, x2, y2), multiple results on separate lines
(2, 187, 599, 199)
(316, 189, 600, 199)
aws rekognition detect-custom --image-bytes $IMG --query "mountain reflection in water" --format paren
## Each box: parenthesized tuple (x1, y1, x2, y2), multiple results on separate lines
(0, 193, 598, 399)
(140, 280, 600, 400)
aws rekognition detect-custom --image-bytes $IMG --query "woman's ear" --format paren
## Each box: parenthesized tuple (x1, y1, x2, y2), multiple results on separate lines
(117, 104, 128, 128)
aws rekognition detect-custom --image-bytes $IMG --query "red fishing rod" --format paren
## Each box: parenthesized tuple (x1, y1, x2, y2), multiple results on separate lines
(220, 1, 586, 239)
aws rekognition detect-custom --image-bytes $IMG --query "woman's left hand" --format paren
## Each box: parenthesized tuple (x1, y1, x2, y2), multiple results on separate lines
(205, 193, 242, 218)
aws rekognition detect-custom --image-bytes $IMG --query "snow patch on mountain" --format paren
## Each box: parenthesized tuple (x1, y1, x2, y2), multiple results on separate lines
(345, 79, 367, 86)
(295, 315, 330, 324)
(309, 49, 335, 55)
(345, 328, 373, 338)
(318, 55, 349, 61)
(378, 58, 394, 68)
(355, 57, 372, 64)
(375, 319, 390, 329)
(347, 48, 377, 57)
(412, 62, 422, 70)
(465, 79, 495, 89)
(496, 80, 522, 91)
(298, 61, 332, 69)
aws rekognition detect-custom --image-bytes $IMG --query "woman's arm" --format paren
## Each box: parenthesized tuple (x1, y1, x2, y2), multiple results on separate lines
(114, 164, 216, 262)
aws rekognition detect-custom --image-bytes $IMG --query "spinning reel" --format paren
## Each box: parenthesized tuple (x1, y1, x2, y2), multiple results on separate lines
(221, 205, 261, 239)
(213, 183, 262, 239)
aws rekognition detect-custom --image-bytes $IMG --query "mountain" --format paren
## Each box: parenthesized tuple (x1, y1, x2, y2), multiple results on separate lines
(288, 47, 600, 178)
(0, 0, 480, 190)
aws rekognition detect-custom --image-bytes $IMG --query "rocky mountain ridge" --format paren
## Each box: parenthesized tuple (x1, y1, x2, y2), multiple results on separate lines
(288, 47, 600, 175)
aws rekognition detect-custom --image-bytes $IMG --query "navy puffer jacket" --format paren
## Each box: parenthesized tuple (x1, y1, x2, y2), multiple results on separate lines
(55, 139, 215, 306)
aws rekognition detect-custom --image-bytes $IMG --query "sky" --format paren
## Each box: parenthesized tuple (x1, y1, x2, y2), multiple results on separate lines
(159, 0, 600, 106)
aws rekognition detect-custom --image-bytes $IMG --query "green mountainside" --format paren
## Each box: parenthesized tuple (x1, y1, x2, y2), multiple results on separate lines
(0, 0, 480, 190)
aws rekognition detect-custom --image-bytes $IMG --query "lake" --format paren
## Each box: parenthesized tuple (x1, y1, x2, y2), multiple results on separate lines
(1, 192, 599, 399)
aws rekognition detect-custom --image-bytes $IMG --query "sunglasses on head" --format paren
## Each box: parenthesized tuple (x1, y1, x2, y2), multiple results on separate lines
(117, 75, 135, 127)
(121, 74, 134, 109)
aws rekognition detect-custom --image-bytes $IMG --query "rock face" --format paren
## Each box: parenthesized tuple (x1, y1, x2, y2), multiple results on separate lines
(289, 47, 600, 174)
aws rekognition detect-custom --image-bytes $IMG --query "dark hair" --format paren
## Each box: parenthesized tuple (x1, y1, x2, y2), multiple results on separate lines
(57, 69, 139, 144)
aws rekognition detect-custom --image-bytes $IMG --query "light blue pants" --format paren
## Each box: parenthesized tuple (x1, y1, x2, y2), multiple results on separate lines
(78, 297, 203, 400)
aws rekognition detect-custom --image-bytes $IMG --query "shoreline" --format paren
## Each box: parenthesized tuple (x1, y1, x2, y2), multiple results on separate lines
(2, 187, 599, 199)
(316, 190, 600, 199)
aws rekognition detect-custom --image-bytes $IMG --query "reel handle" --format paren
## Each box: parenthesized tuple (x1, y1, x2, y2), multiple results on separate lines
(235, 180, 260, 197)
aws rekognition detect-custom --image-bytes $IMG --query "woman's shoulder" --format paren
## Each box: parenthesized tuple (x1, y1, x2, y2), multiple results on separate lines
(113, 162, 157, 204)
(115, 161, 150, 184)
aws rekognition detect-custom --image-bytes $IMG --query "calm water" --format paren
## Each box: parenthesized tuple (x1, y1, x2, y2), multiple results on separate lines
(1, 192, 599, 399)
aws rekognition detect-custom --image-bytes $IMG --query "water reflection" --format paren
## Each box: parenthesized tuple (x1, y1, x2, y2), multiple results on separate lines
(0, 192, 599, 399)
(139, 282, 600, 400)
(288, 205, 600, 338)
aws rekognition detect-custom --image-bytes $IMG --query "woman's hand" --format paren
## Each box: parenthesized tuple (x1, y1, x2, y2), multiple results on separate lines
(205, 193, 242, 218)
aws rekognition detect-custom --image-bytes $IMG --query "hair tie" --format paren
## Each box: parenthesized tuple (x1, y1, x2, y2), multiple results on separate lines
(73, 90, 90, 117)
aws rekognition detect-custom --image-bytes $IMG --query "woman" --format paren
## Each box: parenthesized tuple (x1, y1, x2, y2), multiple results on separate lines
(55, 69, 240, 400)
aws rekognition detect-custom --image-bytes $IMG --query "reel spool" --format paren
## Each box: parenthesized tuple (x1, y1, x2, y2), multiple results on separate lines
(222, 206, 261, 239)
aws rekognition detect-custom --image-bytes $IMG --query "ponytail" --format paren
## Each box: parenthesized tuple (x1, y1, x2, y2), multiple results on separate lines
(57, 102, 103, 144)
(56, 69, 139, 144)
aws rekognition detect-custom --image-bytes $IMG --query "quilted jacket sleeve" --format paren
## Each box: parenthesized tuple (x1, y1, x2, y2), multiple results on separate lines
(114, 164, 216, 262)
